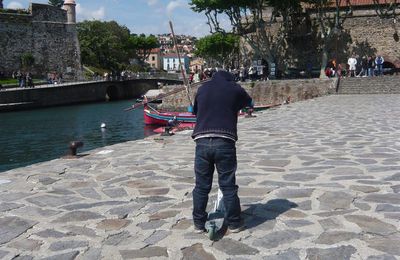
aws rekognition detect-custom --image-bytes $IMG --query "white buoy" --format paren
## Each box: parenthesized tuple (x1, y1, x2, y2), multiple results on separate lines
(101, 123, 106, 128)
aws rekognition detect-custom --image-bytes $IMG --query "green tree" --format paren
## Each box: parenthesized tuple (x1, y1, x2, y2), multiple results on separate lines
(21, 53, 35, 70)
(190, 0, 302, 73)
(48, 0, 64, 7)
(128, 34, 159, 65)
(194, 33, 239, 68)
(303, 0, 354, 77)
(77, 20, 133, 72)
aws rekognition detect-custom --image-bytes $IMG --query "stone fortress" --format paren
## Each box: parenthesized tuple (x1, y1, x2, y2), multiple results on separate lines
(0, 0, 82, 79)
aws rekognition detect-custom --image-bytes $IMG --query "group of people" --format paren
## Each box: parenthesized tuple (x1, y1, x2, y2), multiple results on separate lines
(189, 66, 269, 84)
(237, 66, 268, 81)
(12, 71, 34, 88)
(46, 72, 63, 85)
(325, 54, 386, 78)
(189, 70, 208, 84)
(347, 54, 385, 77)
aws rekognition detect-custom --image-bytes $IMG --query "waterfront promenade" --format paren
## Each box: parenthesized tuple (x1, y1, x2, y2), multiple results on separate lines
(0, 94, 399, 259)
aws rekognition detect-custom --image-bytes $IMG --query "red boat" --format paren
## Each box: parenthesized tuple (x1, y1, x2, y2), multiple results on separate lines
(144, 104, 196, 126)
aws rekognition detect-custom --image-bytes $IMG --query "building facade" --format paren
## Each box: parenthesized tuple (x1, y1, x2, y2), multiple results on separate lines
(145, 48, 162, 70)
(163, 54, 190, 72)
(189, 57, 205, 73)
(0, 1, 82, 79)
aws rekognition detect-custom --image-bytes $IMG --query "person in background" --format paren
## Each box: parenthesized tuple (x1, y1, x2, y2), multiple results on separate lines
(367, 56, 375, 77)
(375, 55, 384, 76)
(26, 72, 34, 88)
(347, 54, 357, 77)
(357, 56, 368, 77)
(191, 69, 253, 234)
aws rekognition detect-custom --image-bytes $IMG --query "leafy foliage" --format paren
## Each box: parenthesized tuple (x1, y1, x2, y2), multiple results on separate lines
(302, 0, 354, 77)
(21, 53, 35, 69)
(48, 0, 64, 7)
(190, 0, 303, 68)
(77, 20, 159, 72)
(128, 34, 159, 64)
(77, 20, 133, 71)
(194, 33, 239, 68)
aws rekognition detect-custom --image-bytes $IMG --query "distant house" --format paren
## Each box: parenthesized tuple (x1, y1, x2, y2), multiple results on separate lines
(163, 53, 190, 72)
(145, 48, 162, 70)
(190, 57, 205, 73)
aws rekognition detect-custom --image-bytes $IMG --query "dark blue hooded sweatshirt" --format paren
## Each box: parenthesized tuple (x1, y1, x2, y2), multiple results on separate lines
(191, 70, 253, 141)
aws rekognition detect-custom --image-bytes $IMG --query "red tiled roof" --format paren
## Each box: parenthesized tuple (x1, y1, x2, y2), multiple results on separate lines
(347, 0, 399, 6)
(150, 48, 161, 54)
(163, 53, 187, 58)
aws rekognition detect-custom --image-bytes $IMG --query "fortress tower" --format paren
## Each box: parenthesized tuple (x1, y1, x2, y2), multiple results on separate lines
(0, 1, 82, 79)
(63, 0, 76, 24)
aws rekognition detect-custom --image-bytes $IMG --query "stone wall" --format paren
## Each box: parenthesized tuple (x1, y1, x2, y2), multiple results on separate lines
(0, 3, 82, 79)
(160, 78, 337, 111)
(0, 79, 182, 112)
(342, 10, 400, 67)
(245, 7, 400, 72)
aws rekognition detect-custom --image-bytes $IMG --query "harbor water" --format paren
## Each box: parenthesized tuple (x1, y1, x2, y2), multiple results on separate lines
(0, 100, 156, 173)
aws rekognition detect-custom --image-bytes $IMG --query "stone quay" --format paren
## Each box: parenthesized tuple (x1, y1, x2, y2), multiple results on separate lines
(0, 94, 399, 259)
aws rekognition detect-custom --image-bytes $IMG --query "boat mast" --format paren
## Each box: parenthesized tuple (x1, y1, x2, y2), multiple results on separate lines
(169, 21, 193, 106)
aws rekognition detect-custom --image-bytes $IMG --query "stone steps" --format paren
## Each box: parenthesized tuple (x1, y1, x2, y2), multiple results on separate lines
(338, 75, 400, 94)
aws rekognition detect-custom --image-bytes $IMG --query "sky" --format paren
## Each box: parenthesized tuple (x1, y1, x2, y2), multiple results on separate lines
(3, 0, 230, 37)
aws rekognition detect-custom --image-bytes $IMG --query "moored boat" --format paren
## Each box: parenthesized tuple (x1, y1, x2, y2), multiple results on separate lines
(144, 104, 196, 125)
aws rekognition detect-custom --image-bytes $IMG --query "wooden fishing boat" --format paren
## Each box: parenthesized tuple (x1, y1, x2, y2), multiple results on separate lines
(144, 104, 196, 125)
(143, 101, 283, 126)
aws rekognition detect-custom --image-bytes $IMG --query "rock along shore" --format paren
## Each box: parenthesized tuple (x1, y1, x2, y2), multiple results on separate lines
(0, 94, 399, 260)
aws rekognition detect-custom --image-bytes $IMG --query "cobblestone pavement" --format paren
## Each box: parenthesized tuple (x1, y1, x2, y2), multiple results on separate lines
(0, 95, 399, 260)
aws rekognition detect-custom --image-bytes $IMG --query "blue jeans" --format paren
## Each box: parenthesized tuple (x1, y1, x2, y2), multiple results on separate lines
(377, 64, 383, 75)
(368, 68, 374, 77)
(193, 137, 241, 229)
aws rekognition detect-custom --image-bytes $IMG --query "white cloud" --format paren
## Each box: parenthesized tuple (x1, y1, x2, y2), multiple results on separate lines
(6, 1, 23, 9)
(146, 0, 159, 6)
(76, 4, 105, 20)
(166, 0, 187, 16)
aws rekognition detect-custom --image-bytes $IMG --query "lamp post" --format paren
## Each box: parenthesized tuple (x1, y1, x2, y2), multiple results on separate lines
(334, 0, 340, 77)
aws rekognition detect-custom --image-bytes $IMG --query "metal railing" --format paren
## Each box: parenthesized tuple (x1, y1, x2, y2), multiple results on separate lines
(0, 72, 183, 91)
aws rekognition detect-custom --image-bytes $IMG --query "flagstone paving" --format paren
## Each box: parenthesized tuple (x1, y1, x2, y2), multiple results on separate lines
(0, 95, 399, 259)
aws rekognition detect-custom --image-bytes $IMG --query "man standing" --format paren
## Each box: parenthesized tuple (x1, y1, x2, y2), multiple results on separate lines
(191, 69, 253, 234)
(347, 54, 357, 77)
(375, 55, 384, 76)
(367, 56, 375, 76)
